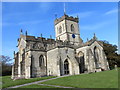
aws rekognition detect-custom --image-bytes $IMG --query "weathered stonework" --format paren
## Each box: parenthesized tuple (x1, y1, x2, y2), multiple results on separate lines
(11, 14, 109, 79)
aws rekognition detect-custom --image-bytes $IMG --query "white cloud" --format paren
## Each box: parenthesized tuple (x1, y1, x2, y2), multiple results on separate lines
(18, 20, 42, 25)
(81, 21, 112, 31)
(39, 3, 52, 13)
(2, 20, 43, 26)
(105, 9, 118, 15)
(69, 11, 94, 18)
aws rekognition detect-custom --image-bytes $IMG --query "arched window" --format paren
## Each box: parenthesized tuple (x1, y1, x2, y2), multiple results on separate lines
(94, 47, 99, 68)
(39, 55, 44, 67)
(71, 24, 74, 32)
(57, 27, 59, 34)
(78, 51, 85, 73)
(62, 24, 64, 31)
(59, 26, 62, 34)
(64, 59, 69, 75)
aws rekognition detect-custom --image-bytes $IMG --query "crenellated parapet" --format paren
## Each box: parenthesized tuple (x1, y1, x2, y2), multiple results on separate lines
(54, 14, 79, 25)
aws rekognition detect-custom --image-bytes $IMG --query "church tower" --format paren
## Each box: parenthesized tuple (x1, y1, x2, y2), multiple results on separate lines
(54, 14, 82, 45)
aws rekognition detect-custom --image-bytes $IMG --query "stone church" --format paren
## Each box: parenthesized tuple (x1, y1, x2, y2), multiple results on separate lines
(12, 13, 110, 79)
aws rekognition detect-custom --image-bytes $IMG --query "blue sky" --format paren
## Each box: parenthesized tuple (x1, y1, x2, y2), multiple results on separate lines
(2, 2, 118, 59)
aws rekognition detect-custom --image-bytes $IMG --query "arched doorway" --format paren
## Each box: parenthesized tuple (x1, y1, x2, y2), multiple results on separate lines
(64, 59, 69, 75)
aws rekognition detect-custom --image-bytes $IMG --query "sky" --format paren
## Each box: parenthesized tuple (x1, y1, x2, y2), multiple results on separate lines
(2, 2, 118, 60)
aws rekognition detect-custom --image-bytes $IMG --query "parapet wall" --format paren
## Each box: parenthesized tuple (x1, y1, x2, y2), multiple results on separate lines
(20, 35, 76, 51)
(54, 14, 79, 25)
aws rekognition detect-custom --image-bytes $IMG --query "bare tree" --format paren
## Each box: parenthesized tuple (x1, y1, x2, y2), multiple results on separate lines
(0, 55, 13, 76)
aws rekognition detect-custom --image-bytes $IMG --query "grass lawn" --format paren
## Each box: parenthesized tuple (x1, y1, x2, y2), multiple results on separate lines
(2, 76, 56, 89)
(41, 69, 118, 88)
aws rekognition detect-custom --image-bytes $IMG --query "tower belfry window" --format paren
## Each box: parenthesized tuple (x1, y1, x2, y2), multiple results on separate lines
(59, 26, 62, 34)
(71, 24, 74, 32)
(62, 24, 65, 31)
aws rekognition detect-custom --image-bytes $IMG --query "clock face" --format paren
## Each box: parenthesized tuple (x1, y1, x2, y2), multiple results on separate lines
(72, 34, 75, 38)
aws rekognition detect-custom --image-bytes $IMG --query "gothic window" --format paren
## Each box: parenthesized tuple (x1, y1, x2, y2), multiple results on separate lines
(64, 59, 69, 75)
(57, 27, 59, 34)
(59, 26, 62, 34)
(94, 46, 99, 68)
(71, 24, 74, 32)
(39, 55, 44, 67)
(78, 51, 85, 73)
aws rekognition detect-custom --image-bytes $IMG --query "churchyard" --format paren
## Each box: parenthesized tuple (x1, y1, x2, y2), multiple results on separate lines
(2, 69, 118, 89)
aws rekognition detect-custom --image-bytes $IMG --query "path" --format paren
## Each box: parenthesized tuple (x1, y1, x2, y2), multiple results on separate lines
(37, 84, 73, 88)
(5, 75, 72, 89)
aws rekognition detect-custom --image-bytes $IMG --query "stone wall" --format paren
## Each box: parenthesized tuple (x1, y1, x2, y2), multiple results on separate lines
(76, 41, 109, 73)
(31, 51, 47, 77)
(47, 46, 79, 76)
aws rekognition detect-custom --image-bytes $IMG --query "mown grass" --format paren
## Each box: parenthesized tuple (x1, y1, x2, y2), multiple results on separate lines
(2, 76, 56, 89)
(42, 69, 118, 88)
(0, 76, 2, 89)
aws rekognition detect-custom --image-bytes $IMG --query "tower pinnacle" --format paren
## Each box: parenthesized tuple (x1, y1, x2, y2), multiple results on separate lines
(93, 33, 97, 40)
(20, 29, 23, 34)
(25, 30, 28, 36)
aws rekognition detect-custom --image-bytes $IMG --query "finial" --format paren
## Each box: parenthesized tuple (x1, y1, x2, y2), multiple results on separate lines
(93, 33, 97, 40)
(55, 13, 57, 19)
(94, 33, 96, 37)
(14, 51, 15, 55)
(20, 29, 23, 34)
(64, 2, 66, 15)
(50, 35, 52, 39)
(87, 38, 89, 41)
(40, 34, 42, 37)
(77, 15, 79, 18)
(25, 30, 27, 36)
(17, 38, 19, 41)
